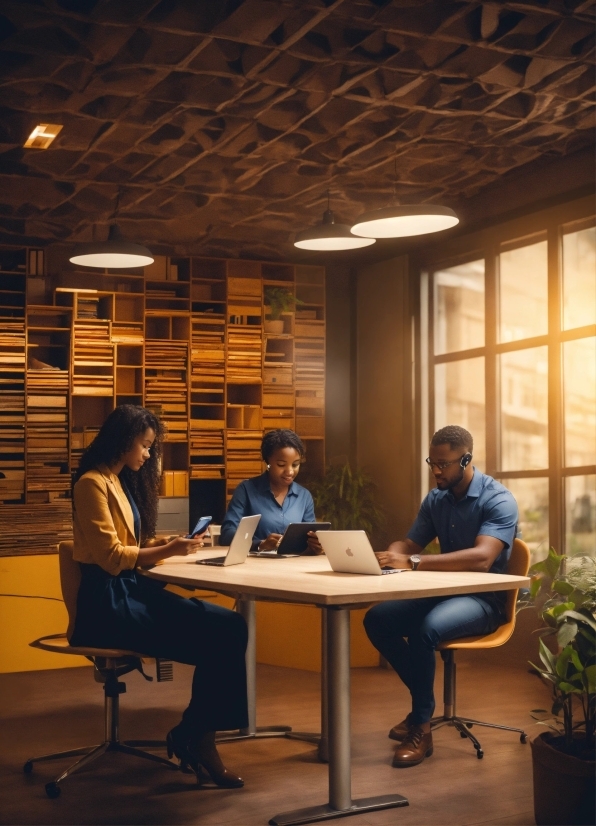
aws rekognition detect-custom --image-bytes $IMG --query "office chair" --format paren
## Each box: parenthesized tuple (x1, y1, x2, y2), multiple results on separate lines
(430, 538, 531, 758)
(24, 541, 178, 798)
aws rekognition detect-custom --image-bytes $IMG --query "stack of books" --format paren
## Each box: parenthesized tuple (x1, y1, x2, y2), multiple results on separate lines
(0, 501, 73, 556)
(145, 341, 188, 441)
(0, 322, 26, 503)
(72, 320, 114, 395)
(26, 368, 69, 502)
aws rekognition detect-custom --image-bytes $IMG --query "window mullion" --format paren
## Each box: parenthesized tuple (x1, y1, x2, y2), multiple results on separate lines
(485, 245, 498, 477)
(547, 224, 564, 553)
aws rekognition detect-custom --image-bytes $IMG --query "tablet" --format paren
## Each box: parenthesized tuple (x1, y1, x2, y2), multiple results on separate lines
(252, 522, 331, 557)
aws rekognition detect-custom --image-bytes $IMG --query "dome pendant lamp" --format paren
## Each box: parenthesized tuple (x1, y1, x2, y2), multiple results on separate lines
(69, 223, 154, 269)
(350, 158, 459, 239)
(69, 192, 154, 268)
(294, 191, 376, 251)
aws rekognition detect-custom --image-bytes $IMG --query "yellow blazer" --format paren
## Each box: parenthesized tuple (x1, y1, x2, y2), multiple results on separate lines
(72, 465, 139, 575)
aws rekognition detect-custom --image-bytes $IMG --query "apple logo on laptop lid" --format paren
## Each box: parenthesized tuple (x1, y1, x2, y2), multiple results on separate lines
(346, 547, 354, 557)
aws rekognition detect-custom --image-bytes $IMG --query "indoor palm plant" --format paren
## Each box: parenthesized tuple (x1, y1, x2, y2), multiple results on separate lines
(521, 548, 595, 826)
(263, 286, 303, 333)
(309, 462, 385, 543)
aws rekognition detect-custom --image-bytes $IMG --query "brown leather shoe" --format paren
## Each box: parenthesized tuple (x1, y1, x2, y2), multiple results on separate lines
(392, 726, 433, 768)
(388, 713, 413, 741)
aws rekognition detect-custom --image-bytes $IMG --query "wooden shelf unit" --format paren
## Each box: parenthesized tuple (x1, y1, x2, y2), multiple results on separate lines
(0, 247, 325, 552)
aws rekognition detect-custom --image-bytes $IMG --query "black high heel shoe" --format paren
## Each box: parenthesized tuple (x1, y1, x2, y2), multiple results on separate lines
(192, 732, 244, 789)
(167, 727, 244, 788)
(166, 725, 197, 775)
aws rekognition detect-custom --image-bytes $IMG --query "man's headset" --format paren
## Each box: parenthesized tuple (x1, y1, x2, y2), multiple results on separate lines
(460, 452, 472, 468)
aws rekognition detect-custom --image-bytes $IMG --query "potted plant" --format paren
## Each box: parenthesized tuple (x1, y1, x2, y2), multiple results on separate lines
(263, 286, 303, 334)
(309, 461, 386, 542)
(522, 548, 595, 826)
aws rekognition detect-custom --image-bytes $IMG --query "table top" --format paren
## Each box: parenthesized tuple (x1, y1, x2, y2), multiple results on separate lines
(143, 553, 530, 607)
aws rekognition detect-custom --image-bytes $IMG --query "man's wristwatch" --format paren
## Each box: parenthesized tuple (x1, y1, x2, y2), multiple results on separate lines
(409, 555, 421, 571)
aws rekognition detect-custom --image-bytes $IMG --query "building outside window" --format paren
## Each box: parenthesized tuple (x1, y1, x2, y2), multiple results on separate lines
(423, 206, 595, 563)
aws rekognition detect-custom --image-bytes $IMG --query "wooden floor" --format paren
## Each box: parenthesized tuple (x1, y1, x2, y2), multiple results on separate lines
(0, 654, 543, 826)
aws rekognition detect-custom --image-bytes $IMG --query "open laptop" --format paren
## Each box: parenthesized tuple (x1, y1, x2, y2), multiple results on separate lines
(316, 530, 406, 576)
(196, 514, 261, 567)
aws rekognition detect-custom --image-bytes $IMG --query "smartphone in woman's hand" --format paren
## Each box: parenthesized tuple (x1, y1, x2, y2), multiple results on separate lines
(186, 516, 212, 538)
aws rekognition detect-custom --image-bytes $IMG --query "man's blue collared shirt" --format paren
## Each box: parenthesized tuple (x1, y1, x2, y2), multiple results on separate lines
(220, 472, 316, 546)
(407, 468, 518, 574)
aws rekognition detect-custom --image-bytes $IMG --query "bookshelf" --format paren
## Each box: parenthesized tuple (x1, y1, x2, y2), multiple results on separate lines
(0, 247, 325, 554)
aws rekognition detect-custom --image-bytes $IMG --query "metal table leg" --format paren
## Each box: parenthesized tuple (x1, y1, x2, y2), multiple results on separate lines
(269, 606, 408, 826)
(217, 596, 292, 743)
(285, 608, 328, 762)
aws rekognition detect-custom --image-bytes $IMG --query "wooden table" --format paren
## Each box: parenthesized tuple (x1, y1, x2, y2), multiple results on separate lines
(143, 554, 529, 826)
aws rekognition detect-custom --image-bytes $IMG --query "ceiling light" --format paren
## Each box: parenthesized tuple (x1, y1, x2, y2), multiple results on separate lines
(294, 192, 376, 251)
(351, 204, 459, 238)
(69, 224, 154, 269)
(24, 124, 63, 149)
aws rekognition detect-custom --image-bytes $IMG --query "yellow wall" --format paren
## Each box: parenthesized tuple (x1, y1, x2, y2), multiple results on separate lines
(0, 554, 88, 673)
(0, 555, 379, 673)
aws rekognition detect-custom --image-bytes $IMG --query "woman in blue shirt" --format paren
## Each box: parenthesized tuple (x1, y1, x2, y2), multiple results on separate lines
(220, 429, 322, 554)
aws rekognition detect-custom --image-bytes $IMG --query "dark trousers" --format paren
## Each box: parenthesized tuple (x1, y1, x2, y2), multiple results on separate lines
(71, 566, 248, 734)
(364, 595, 502, 725)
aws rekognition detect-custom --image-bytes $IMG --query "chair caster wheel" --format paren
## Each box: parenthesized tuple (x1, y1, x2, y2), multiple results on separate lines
(520, 733, 528, 744)
(45, 782, 61, 799)
(476, 750, 484, 759)
(466, 723, 473, 728)
(23, 760, 33, 774)
(460, 731, 467, 738)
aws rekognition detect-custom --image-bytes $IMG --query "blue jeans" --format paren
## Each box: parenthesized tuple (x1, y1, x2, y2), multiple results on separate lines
(364, 595, 503, 725)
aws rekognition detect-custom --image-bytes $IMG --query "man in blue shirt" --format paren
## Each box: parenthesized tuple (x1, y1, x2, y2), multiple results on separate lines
(364, 425, 518, 769)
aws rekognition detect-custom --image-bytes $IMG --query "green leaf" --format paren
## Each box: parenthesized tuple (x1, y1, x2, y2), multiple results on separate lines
(584, 664, 596, 693)
(561, 609, 596, 632)
(569, 648, 583, 672)
(553, 580, 574, 596)
(549, 601, 575, 619)
(559, 681, 582, 694)
(557, 620, 578, 648)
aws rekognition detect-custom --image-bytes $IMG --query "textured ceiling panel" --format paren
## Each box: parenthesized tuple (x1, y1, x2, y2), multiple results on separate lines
(0, 0, 593, 259)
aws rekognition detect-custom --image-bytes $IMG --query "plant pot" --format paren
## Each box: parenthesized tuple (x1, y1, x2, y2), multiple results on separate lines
(264, 319, 284, 334)
(530, 732, 595, 825)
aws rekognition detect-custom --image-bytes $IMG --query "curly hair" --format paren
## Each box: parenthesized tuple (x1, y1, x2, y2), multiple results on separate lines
(431, 425, 473, 454)
(261, 428, 306, 463)
(73, 405, 165, 541)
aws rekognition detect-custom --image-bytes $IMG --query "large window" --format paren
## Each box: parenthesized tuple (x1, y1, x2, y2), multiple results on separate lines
(424, 208, 595, 562)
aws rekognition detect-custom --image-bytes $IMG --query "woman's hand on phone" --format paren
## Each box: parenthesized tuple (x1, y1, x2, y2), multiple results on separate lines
(170, 532, 206, 556)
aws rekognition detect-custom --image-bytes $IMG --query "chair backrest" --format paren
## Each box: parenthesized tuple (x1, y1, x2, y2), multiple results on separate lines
(502, 537, 531, 624)
(439, 537, 531, 651)
(58, 540, 81, 642)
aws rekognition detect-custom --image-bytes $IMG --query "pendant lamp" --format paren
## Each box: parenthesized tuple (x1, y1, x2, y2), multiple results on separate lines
(69, 223, 154, 268)
(350, 156, 459, 239)
(350, 204, 459, 239)
(294, 192, 375, 251)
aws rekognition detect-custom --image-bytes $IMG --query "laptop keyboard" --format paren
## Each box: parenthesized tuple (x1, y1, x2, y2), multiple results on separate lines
(196, 557, 225, 566)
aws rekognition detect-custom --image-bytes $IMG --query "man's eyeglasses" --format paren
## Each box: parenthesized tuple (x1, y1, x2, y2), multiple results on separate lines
(425, 455, 466, 471)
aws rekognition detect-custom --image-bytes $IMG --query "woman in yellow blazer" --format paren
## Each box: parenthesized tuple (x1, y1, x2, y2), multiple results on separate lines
(70, 404, 247, 788)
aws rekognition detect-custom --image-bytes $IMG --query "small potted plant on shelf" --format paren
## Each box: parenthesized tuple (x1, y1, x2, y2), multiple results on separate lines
(263, 286, 303, 334)
(521, 548, 595, 826)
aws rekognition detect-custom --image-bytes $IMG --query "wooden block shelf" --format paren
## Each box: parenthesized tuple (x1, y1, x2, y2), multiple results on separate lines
(0, 248, 325, 554)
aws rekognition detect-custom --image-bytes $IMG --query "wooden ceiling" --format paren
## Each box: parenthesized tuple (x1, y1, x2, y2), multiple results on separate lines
(0, 0, 594, 260)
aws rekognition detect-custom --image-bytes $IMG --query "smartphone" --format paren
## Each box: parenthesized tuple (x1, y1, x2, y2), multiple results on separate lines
(186, 515, 212, 539)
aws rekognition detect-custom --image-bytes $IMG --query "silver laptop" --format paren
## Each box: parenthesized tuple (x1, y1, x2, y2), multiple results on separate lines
(196, 514, 261, 567)
(316, 530, 405, 576)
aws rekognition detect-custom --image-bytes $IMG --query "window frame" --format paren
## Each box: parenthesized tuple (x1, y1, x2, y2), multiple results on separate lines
(417, 195, 596, 554)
